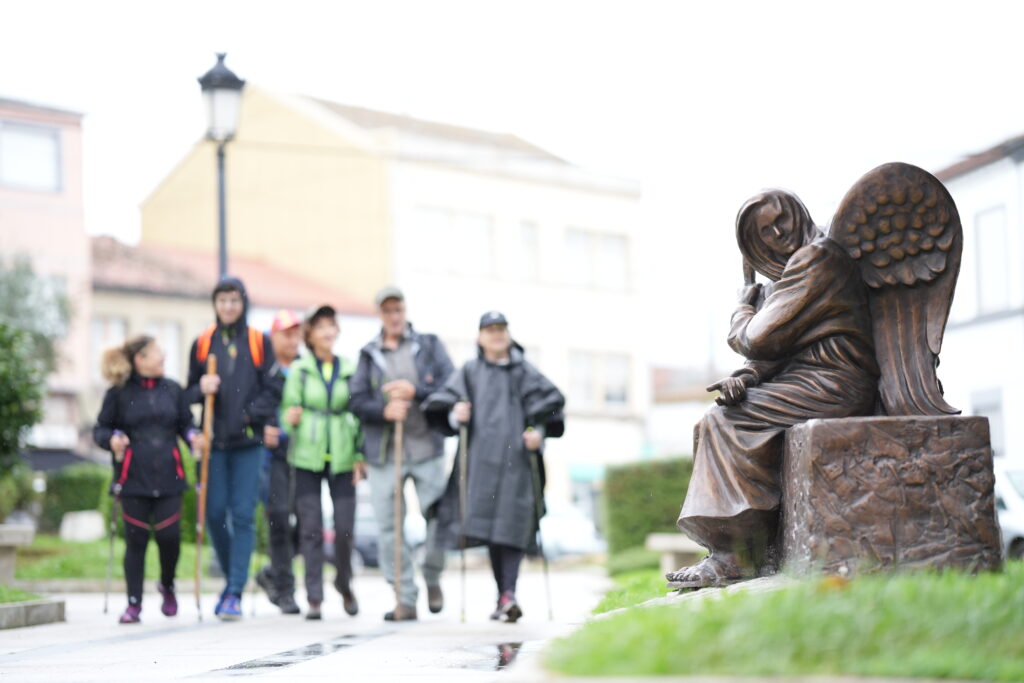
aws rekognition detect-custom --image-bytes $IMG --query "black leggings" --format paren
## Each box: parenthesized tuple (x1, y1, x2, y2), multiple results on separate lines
(488, 544, 525, 596)
(120, 494, 182, 606)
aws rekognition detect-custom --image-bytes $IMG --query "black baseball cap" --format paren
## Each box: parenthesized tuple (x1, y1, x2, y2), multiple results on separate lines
(479, 311, 508, 329)
(306, 304, 337, 326)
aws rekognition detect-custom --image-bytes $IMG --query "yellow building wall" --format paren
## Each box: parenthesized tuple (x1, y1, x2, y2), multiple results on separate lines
(140, 86, 392, 302)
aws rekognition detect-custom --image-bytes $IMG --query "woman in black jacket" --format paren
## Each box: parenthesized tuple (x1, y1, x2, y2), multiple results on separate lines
(94, 335, 204, 624)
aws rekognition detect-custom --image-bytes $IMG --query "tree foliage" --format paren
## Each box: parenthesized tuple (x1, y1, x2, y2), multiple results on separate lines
(0, 322, 44, 476)
(0, 255, 70, 374)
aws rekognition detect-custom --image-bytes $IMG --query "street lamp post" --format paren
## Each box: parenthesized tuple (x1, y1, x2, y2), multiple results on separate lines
(198, 53, 245, 278)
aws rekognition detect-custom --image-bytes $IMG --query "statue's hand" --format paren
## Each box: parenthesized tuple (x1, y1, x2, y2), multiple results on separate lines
(707, 375, 753, 406)
(738, 283, 762, 306)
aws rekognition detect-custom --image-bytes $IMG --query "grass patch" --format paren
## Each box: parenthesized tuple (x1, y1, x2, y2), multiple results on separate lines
(0, 586, 41, 603)
(547, 561, 1024, 680)
(16, 534, 213, 580)
(593, 569, 667, 614)
(605, 546, 660, 576)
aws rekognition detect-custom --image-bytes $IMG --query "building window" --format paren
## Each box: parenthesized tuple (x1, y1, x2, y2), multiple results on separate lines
(0, 121, 61, 191)
(518, 221, 541, 282)
(146, 319, 182, 382)
(414, 207, 495, 277)
(975, 206, 1009, 314)
(564, 229, 629, 290)
(569, 351, 631, 411)
(91, 316, 127, 384)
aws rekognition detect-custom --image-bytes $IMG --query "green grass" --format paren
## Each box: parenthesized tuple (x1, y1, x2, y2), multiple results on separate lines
(16, 534, 213, 580)
(0, 586, 41, 603)
(605, 546, 660, 576)
(547, 561, 1024, 680)
(592, 569, 668, 614)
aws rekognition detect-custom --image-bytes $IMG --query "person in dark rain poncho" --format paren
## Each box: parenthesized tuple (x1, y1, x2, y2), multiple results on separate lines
(423, 312, 565, 622)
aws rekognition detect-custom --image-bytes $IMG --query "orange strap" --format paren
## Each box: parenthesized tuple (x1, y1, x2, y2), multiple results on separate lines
(195, 324, 264, 367)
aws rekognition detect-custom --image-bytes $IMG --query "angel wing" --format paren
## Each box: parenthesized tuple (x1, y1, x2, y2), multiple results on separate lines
(828, 162, 962, 416)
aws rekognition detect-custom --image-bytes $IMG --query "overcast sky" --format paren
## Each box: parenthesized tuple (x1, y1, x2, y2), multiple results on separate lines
(3, 0, 1023, 367)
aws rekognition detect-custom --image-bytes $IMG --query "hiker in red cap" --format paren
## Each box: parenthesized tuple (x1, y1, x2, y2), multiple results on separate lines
(94, 335, 204, 623)
(254, 309, 303, 615)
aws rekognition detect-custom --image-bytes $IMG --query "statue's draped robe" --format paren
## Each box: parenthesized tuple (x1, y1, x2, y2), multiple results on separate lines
(678, 237, 880, 548)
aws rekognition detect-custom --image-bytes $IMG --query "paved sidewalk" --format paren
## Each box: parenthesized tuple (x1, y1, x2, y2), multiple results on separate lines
(1, 564, 608, 682)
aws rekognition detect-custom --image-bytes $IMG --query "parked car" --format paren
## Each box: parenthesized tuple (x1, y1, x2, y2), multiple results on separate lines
(993, 463, 1024, 559)
(538, 499, 606, 558)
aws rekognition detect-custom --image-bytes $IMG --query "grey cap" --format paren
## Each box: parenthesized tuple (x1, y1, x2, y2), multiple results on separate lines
(479, 310, 508, 329)
(375, 285, 405, 308)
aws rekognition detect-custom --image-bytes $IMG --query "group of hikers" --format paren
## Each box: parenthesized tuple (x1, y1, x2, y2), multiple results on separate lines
(94, 277, 565, 625)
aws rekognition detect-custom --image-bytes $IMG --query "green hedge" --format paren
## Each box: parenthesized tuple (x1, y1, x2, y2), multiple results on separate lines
(40, 463, 110, 532)
(602, 457, 693, 555)
(0, 465, 37, 523)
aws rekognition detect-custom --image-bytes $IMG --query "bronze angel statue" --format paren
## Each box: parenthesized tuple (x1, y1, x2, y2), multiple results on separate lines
(668, 162, 962, 588)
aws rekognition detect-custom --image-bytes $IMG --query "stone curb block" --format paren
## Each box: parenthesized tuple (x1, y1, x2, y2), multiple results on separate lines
(0, 597, 66, 630)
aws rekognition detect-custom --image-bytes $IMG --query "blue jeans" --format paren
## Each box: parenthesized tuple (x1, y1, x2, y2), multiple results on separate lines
(206, 445, 262, 596)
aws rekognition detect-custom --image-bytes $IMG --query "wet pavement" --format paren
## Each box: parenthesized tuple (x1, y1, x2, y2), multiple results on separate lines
(0, 565, 608, 682)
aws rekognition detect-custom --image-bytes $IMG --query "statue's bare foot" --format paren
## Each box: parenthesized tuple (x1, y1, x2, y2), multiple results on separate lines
(666, 553, 745, 589)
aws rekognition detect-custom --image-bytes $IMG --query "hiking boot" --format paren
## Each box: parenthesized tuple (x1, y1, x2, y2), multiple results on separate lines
(498, 592, 522, 623)
(277, 593, 301, 615)
(383, 604, 417, 621)
(157, 583, 177, 617)
(216, 594, 243, 621)
(427, 584, 443, 614)
(334, 577, 359, 616)
(255, 566, 280, 606)
(119, 604, 141, 624)
(306, 601, 322, 621)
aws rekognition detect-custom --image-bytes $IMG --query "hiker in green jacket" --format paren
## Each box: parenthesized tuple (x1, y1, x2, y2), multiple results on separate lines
(283, 305, 366, 620)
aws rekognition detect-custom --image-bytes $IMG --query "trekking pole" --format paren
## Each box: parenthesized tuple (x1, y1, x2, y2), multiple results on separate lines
(458, 420, 469, 624)
(392, 420, 405, 618)
(103, 477, 122, 615)
(195, 355, 217, 621)
(526, 436, 553, 621)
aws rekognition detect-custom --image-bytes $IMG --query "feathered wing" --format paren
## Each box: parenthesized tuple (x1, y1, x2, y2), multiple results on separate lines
(828, 162, 962, 415)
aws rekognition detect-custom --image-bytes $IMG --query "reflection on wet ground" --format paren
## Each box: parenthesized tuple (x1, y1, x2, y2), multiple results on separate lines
(202, 632, 389, 677)
(462, 640, 542, 672)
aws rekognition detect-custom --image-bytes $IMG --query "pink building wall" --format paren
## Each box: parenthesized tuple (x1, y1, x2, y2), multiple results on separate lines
(0, 97, 91, 449)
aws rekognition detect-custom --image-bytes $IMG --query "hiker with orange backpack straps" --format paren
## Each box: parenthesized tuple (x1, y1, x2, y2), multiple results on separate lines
(94, 335, 204, 624)
(184, 276, 281, 621)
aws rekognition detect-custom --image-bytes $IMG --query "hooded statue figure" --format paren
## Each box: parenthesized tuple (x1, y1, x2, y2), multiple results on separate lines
(669, 189, 880, 587)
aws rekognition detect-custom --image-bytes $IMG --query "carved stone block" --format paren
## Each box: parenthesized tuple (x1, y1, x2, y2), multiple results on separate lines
(781, 416, 1001, 575)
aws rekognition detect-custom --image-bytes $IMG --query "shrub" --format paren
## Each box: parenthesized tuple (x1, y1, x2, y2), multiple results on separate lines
(0, 464, 38, 523)
(606, 545, 661, 575)
(40, 463, 110, 532)
(602, 457, 693, 555)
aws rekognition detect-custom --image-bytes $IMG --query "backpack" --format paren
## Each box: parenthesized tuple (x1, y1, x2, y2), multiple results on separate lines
(195, 324, 265, 366)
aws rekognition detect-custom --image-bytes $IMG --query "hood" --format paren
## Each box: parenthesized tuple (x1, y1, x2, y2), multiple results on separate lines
(211, 275, 249, 328)
(735, 190, 821, 281)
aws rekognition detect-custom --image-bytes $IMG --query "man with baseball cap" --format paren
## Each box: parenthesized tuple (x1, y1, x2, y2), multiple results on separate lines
(255, 309, 304, 615)
(349, 285, 454, 621)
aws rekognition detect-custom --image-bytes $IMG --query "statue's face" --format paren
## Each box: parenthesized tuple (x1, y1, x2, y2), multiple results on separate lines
(752, 200, 801, 258)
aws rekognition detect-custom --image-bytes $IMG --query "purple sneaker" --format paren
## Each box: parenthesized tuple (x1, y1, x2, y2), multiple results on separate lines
(119, 604, 141, 624)
(216, 593, 242, 621)
(158, 583, 178, 617)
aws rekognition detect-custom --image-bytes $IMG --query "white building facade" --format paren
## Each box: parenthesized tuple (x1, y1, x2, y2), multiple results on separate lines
(383, 126, 647, 515)
(936, 138, 1024, 464)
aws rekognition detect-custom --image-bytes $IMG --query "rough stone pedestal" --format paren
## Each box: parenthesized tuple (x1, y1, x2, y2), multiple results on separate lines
(782, 416, 1001, 575)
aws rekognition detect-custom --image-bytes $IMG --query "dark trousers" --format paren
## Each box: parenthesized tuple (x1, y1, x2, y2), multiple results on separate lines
(206, 446, 262, 596)
(121, 494, 182, 606)
(261, 450, 296, 597)
(295, 467, 356, 603)
(488, 543, 525, 596)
